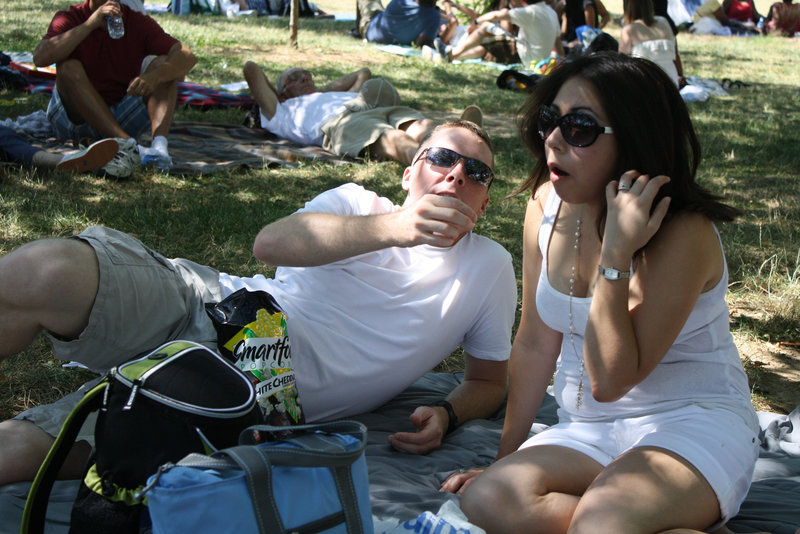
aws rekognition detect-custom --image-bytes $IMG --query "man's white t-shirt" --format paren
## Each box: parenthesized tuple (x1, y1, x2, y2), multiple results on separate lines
(218, 183, 516, 421)
(509, 2, 560, 68)
(259, 92, 354, 146)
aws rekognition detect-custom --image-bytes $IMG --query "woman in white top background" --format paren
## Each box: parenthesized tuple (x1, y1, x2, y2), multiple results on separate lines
(619, 0, 685, 87)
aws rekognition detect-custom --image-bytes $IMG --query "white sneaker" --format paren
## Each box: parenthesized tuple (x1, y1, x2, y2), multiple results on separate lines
(139, 146, 173, 172)
(101, 138, 141, 179)
(57, 138, 119, 172)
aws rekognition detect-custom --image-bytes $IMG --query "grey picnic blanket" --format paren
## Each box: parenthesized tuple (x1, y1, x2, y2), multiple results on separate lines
(1, 112, 357, 175)
(164, 121, 358, 175)
(1, 372, 799, 533)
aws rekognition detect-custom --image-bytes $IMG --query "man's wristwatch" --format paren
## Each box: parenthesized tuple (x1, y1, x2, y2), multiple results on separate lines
(598, 265, 630, 280)
(433, 399, 458, 434)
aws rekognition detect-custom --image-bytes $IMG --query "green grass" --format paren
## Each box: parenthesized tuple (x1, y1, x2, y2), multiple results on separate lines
(1, 0, 799, 418)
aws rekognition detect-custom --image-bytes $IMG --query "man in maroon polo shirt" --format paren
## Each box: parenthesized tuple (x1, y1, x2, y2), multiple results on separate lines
(34, 0, 197, 175)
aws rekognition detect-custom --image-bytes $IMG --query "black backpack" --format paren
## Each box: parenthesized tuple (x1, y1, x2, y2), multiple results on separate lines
(22, 340, 263, 534)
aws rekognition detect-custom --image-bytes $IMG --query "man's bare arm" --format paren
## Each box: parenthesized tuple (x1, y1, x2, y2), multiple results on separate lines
(319, 67, 371, 92)
(476, 8, 511, 24)
(443, 0, 481, 20)
(33, 2, 116, 66)
(243, 61, 279, 119)
(439, 355, 508, 427)
(253, 194, 479, 267)
(128, 42, 196, 98)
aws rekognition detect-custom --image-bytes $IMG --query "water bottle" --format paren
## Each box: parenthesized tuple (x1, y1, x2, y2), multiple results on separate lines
(106, 6, 125, 39)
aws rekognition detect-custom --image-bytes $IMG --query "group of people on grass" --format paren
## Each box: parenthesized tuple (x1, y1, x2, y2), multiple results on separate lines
(361, 0, 796, 72)
(2, 0, 796, 176)
(359, 0, 600, 66)
(688, 0, 800, 35)
(0, 0, 792, 533)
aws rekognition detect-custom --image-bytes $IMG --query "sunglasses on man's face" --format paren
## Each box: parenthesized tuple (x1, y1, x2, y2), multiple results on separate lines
(414, 147, 494, 187)
(537, 105, 613, 148)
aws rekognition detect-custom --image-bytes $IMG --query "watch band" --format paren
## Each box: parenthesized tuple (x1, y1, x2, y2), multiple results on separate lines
(434, 399, 458, 434)
(598, 265, 630, 280)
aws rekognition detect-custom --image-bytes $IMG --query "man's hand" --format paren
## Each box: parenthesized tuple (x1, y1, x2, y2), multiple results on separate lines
(127, 71, 159, 99)
(395, 194, 478, 248)
(386, 405, 449, 454)
(88, 1, 122, 32)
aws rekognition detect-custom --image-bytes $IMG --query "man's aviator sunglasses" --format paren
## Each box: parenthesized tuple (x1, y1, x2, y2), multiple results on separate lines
(414, 147, 494, 187)
(537, 106, 613, 148)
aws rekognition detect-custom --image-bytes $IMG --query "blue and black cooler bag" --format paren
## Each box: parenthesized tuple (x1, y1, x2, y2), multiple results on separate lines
(22, 340, 263, 534)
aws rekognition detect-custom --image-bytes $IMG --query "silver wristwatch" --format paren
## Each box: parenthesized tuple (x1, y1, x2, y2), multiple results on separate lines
(598, 265, 630, 280)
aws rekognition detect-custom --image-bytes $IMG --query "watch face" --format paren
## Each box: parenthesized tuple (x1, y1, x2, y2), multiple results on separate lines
(599, 266, 628, 280)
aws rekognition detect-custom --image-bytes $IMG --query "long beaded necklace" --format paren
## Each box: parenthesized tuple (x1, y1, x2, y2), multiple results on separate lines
(567, 216, 586, 409)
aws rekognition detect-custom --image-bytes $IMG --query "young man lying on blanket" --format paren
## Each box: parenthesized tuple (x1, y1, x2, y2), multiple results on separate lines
(0, 118, 515, 487)
(243, 62, 484, 166)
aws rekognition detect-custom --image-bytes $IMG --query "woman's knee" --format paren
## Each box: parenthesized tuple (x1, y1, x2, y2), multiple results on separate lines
(460, 470, 504, 528)
(461, 462, 530, 531)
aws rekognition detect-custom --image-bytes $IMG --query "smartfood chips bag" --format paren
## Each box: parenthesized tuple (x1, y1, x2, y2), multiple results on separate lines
(205, 288, 304, 427)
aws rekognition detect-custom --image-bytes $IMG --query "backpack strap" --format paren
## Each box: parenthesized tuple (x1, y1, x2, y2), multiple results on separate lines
(21, 380, 108, 534)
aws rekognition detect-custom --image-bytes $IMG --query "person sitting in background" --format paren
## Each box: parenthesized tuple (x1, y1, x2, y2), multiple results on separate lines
(355, 0, 441, 46)
(652, 0, 679, 32)
(723, 0, 763, 31)
(764, 0, 800, 35)
(688, 0, 759, 33)
(427, 0, 520, 64)
(425, 0, 562, 69)
(0, 125, 117, 173)
(436, 0, 482, 52)
(559, 0, 610, 48)
(243, 62, 483, 165)
(34, 0, 197, 175)
(619, 0, 685, 87)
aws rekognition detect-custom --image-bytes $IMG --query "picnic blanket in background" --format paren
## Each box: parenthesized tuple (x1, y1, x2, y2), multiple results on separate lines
(1, 113, 355, 174)
(165, 121, 356, 174)
(6, 61, 255, 110)
(375, 44, 522, 71)
(176, 81, 253, 109)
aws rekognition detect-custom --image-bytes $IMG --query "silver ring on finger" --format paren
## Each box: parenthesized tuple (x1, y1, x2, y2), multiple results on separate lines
(617, 183, 631, 192)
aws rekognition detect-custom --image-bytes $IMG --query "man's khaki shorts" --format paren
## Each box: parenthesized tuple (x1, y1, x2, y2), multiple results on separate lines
(322, 105, 425, 158)
(14, 225, 222, 441)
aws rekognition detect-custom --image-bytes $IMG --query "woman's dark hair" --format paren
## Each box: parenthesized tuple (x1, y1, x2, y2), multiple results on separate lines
(623, 0, 655, 25)
(516, 52, 740, 223)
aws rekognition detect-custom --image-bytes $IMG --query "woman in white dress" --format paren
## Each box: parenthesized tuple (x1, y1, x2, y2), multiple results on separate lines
(445, 52, 761, 534)
(619, 0, 685, 87)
